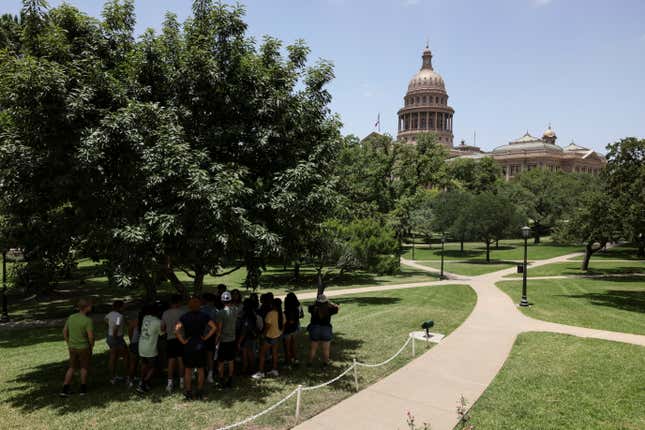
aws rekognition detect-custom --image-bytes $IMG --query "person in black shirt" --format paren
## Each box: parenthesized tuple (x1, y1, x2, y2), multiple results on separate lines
(175, 297, 217, 400)
(283, 292, 303, 365)
(307, 294, 339, 366)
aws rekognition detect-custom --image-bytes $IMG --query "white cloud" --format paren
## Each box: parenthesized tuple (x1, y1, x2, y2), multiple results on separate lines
(532, 0, 553, 7)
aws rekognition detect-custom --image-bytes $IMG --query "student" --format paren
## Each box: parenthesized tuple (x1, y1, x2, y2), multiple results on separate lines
(137, 304, 162, 394)
(60, 298, 94, 397)
(215, 291, 239, 388)
(230, 289, 242, 308)
(216, 284, 228, 310)
(252, 297, 284, 379)
(161, 294, 186, 393)
(307, 294, 339, 366)
(283, 293, 303, 365)
(105, 300, 128, 384)
(176, 297, 217, 400)
(258, 292, 274, 319)
(201, 293, 217, 383)
(237, 298, 263, 374)
(127, 311, 141, 388)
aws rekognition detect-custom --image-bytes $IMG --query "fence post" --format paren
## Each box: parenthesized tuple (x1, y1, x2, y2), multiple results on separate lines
(353, 359, 359, 392)
(295, 385, 302, 424)
(411, 334, 415, 357)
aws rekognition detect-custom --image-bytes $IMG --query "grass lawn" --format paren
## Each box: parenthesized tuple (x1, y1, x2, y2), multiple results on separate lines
(497, 277, 645, 335)
(402, 238, 581, 261)
(0, 284, 475, 430)
(6, 262, 437, 321)
(465, 332, 645, 430)
(414, 260, 514, 276)
(504, 260, 645, 278)
(569, 243, 645, 261)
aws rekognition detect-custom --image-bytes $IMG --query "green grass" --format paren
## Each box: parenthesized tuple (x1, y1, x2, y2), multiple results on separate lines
(414, 260, 515, 276)
(0, 284, 475, 430)
(402, 238, 581, 261)
(497, 277, 645, 335)
(465, 333, 645, 430)
(569, 244, 645, 261)
(504, 260, 645, 278)
(6, 262, 437, 321)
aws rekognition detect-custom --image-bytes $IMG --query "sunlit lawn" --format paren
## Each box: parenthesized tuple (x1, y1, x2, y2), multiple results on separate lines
(466, 332, 645, 430)
(568, 244, 644, 261)
(497, 277, 645, 335)
(413, 260, 514, 276)
(0, 285, 475, 430)
(402, 238, 582, 261)
(504, 260, 645, 278)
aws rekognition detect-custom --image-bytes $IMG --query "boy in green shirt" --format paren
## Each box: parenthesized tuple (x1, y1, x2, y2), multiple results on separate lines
(60, 298, 94, 397)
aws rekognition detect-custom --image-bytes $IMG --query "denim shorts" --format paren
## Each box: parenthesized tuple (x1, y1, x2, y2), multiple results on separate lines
(264, 336, 282, 346)
(107, 335, 126, 349)
(242, 338, 258, 351)
(308, 324, 333, 342)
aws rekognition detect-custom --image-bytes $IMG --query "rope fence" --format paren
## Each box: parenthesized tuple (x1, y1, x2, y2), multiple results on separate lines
(212, 333, 419, 430)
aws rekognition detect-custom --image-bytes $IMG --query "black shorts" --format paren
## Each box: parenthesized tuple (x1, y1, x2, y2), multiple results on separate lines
(167, 338, 183, 359)
(184, 346, 207, 368)
(204, 335, 216, 353)
(140, 356, 158, 366)
(217, 341, 236, 362)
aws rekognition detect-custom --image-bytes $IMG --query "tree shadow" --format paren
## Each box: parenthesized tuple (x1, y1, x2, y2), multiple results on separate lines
(0, 326, 63, 349)
(560, 289, 645, 314)
(575, 266, 645, 276)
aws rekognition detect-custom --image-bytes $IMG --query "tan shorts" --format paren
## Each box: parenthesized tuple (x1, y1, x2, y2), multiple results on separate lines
(69, 348, 91, 370)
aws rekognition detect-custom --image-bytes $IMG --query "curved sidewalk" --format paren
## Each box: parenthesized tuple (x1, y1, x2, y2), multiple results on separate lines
(294, 251, 645, 430)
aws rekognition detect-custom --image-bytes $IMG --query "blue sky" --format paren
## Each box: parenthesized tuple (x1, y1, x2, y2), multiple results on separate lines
(3, 0, 644, 152)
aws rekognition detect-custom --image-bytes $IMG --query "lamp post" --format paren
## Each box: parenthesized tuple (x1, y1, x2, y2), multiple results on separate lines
(519, 226, 531, 307)
(1, 249, 9, 322)
(440, 234, 446, 280)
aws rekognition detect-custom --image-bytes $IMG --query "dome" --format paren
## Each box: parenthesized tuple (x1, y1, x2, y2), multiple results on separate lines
(542, 125, 556, 139)
(408, 68, 446, 91)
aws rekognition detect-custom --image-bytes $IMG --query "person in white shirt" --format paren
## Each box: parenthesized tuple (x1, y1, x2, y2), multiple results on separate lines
(104, 300, 128, 384)
(161, 294, 187, 393)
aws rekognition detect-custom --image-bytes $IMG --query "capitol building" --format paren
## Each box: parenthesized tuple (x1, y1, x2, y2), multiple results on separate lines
(395, 46, 606, 179)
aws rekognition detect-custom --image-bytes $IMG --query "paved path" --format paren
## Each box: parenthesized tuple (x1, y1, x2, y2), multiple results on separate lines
(294, 250, 645, 430)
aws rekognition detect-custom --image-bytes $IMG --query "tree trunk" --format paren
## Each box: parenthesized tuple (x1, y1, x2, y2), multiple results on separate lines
(581, 241, 606, 271)
(164, 270, 188, 298)
(533, 222, 541, 244)
(316, 269, 325, 296)
(495, 239, 499, 249)
(485, 241, 490, 263)
(460, 240, 464, 252)
(193, 268, 205, 297)
(638, 236, 645, 257)
(293, 261, 300, 281)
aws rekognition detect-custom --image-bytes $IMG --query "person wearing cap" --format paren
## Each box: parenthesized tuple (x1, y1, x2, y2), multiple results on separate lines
(307, 294, 339, 366)
(214, 291, 239, 388)
(176, 297, 218, 400)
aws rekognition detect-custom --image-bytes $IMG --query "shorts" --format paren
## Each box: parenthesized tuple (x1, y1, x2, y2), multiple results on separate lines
(140, 355, 158, 366)
(69, 348, 91, 370)
(204, 335, 216, 353)
(129, 342, 139, 355)
(264, 336, 282, 346)
(217, 341, 236, 362)
(283, 323, 300, 337)
(242, 338, 258, 351)
(183, 346, 207, 368)
(106, 335, 126, 349)
(308, 324, 333, 342)
(166, 338, 183, 359)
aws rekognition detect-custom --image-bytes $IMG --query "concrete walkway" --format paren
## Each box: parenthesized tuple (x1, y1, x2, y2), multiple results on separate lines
(294, 250, 645, 430)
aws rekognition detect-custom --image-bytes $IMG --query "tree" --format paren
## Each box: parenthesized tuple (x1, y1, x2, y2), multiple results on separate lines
(431, 190, 476, 252)
(467, 192, 523, 262)
(604, 137, 645, 256)
(446, 156, 502, 193)
(554, 190, 618, 270)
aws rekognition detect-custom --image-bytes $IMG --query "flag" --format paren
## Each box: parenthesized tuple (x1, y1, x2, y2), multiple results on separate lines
(374, 113, 380, 129)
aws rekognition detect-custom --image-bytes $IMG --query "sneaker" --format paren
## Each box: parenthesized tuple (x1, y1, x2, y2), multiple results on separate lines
(225, 378, 233, 389)
(59, 385, 71, 398)
(207, 373, 214, 384)
(114, 376, 125, 383)
(183, 391, 192, 401)
(127, 380, 134, 389)
(195, 390, 205, 401)
(79, 385, 87, 396)
(268, 370, 279, 377)
(110, 377, 118, 385)
(179, 378, 184, 389)
(136, 384, 146, 394)
(166, 383, 173, 394)
(251, 372, 264, 380)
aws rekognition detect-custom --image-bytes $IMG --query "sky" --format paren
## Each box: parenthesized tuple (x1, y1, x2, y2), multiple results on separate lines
(3, 0, 645, 153)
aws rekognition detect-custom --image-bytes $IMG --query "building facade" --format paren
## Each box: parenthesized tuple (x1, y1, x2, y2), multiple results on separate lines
(397, 45, 454, 147)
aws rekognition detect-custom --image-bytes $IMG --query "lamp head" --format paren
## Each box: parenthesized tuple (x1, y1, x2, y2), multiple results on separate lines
(521, 226, 531, 239)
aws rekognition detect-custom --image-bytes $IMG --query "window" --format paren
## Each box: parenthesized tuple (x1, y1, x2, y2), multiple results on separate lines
(422, 96, 426, 104)
(435, 96, 439, 104)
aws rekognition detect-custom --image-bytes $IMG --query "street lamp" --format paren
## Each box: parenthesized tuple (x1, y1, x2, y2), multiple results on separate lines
(440, 234, 446, 280)
(1, 249, 9, 322)
(519, 226, 531, 307)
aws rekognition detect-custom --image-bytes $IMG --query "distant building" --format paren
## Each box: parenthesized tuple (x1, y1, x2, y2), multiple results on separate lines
(392, 46, 606, 179)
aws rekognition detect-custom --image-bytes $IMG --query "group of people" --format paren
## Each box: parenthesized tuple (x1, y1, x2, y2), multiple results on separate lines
(60, 286, 340, 400)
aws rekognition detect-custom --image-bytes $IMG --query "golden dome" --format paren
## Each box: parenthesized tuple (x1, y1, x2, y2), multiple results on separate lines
(542, 125, 556, 139)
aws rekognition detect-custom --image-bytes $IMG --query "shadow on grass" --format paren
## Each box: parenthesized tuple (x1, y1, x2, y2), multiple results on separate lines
(560, 289, 645, 314)
(573, 266, 645, 276)
(3, 329, 366, 415)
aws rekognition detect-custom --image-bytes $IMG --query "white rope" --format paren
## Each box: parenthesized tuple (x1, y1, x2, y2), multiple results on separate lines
(355, 336, 412, 368)
(212, 387, 299, 430)
(301, 364, 357, 391)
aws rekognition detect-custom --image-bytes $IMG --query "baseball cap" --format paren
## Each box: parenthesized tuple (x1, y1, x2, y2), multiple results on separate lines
(316, 294, 328, 303)
(221, 291, 232, 302)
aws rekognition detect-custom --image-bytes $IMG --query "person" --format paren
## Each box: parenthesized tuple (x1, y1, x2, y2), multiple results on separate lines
(258, 292, 273, 319)
(137, 304, 162, 394)
(60, 298, 94, 397)
(176, 297, 217, 400)
(201, 293, 217, 383)
(127, 310, 141, 388)
(216, 284, 227, 309)
(161, 294, 186, 393)
(252, 297, 284, 379)
(105, 300, 128, 384)
(237, 298, 263, 374)
(283, 292, 303, 365)
(307, 294, 339, 366)
(230, 289, 242, 308)
(214, 291, 239, 388)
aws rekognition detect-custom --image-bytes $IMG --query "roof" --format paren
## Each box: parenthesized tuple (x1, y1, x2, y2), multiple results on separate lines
(493, 141, 564, 154)
(563, 142, 589, 151)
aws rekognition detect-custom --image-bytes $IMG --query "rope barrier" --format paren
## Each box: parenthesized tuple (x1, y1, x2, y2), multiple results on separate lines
(210, 333, 418, 430)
